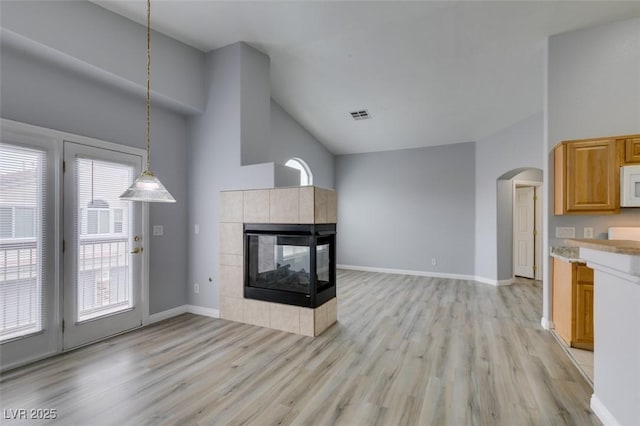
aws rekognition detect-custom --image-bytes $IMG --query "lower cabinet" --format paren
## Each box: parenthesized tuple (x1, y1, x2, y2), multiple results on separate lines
(574, 281, 594, 348)
(552, 257, 594, 351)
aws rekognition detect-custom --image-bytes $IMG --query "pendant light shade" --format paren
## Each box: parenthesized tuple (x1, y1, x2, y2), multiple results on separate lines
(120, 169, 176, 202)
(120, 0, 176, 203)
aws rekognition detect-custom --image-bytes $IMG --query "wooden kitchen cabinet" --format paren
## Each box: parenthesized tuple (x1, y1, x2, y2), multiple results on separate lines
(552, 257, 594, 351)
(554, 137, 619, 214)
(624, 137, 640, 164)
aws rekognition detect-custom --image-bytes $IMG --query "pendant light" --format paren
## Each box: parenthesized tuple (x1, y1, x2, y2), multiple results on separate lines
(120, 0, 176, 203)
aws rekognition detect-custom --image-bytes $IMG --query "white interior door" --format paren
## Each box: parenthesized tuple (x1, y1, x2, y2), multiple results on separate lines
(514, 186, 535, 279)
(63, 142, 144, 349)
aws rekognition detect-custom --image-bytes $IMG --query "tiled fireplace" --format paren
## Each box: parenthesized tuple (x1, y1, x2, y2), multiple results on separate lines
(219, 186, 337, 337)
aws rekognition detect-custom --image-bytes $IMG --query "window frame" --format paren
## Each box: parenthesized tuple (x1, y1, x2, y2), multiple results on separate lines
(285, 158, 313, 186)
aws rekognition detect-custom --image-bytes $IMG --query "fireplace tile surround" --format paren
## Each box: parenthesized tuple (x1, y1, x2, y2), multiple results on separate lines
(219, 186, 337, 337)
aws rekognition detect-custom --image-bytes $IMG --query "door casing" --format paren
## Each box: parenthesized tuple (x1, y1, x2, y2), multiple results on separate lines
(0, 118, 149, 371)
(512, 180, 542, 281)
(62, 141, 146, 350)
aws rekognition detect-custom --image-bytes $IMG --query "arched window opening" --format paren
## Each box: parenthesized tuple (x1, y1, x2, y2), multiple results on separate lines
(285, 158, 313, 186)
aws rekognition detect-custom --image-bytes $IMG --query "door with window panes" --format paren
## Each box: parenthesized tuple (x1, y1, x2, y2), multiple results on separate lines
(63, 142, 144, 349)
(0, 131, 57, 369)
(1, 123, 146, 370)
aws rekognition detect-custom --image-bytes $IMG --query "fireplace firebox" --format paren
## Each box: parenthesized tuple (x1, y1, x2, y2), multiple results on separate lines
(244, 223, 336, 308)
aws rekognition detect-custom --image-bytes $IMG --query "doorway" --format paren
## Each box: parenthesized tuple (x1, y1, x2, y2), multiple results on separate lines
(496, 167, 543, 283)
(62, 142, 144, 349)
(513, 183, 542, 280)
(0, 120, 147, 370)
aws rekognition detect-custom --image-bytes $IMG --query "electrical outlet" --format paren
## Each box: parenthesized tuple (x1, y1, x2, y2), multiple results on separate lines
(583, 227, 594, 239)
(431, 258, 437, 266)
(555, 227, 576, 238)
(152, 225, 163, 236)
(194, 283, 199, 294)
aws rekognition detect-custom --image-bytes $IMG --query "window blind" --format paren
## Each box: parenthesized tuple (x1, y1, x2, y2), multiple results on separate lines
(75, 157, 133, 322)
(0, 142, 46, 342)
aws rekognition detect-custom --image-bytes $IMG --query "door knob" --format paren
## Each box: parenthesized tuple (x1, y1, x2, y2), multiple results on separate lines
(131, 247, 143, 254)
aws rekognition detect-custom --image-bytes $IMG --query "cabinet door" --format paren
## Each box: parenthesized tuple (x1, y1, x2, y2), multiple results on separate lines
(574, 282, 594, 350)
(552, 258, 573, 346)
(625, 137, 640, 164)
(566, 139, 618, 213)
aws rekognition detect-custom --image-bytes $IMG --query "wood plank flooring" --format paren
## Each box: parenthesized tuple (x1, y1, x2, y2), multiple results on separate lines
(0, 271, 600, 425)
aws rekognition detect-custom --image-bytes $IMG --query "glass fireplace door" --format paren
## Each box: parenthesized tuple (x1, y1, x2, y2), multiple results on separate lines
(244, 224, 336, 308)
(247, 235, 312, 294)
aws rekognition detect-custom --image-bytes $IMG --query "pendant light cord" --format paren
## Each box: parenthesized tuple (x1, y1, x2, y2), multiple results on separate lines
(146, 0, 151, 172)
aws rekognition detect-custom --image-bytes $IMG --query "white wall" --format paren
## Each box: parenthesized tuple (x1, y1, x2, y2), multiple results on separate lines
(475, 113, 544, 282)
(335, 142, 476, 276)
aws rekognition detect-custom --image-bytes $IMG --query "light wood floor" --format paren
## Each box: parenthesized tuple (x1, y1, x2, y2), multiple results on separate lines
(1, 271, 600, 425)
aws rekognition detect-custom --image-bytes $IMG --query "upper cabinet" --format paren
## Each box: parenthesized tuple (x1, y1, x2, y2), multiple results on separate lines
(554, 137, 619, 215)
(625, 137, 640, 164)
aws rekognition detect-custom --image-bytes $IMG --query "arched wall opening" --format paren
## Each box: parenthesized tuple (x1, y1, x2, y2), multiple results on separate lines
(496, 167, 543, 282)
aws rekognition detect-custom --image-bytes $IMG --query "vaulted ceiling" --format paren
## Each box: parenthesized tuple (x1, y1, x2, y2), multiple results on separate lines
(92, 1, 640, 155)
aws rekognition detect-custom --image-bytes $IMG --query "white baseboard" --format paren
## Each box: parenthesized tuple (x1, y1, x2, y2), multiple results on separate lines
(147, 305, 188, 324)
(591, 394, 621, 426)
(337, 264, 511, 287)
(1, 350, 59, 373)
(474, 276, 513, 286)
(186, 305, 220, 318)
(540, 317, 553, 330)
(147, 304, 219, 324)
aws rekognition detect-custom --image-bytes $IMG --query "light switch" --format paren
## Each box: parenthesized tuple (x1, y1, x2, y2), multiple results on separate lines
(194, 224, 200, 235)
(152, 225, 164, 236)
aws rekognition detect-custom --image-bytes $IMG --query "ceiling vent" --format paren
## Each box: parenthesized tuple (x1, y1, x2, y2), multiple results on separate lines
(350, 109, 371, 120)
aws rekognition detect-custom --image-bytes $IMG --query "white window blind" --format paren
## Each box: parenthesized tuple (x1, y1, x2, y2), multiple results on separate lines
(76, 158, 133, 322)
(0, 143, 46, 342)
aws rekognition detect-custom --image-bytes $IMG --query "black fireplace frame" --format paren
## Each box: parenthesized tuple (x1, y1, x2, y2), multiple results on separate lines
(244, 223, 336, 308)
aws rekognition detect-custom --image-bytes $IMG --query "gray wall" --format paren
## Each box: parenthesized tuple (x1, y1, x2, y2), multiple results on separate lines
(335, 142, 475, 275)
(1, 43, 189, 314)
(270, 100, 335, 189)
(548, 17, 640, 246)
(188, 43, 335, 310)
(240, 46, 272, 166)
(475, 113, 544, 281)
(1, 0, 205, 114)
(188, 44, 274, 310)
(1, 1, 335, 314)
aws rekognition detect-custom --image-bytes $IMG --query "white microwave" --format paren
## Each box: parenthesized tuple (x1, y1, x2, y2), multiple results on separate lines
(621, 165, 640, 207)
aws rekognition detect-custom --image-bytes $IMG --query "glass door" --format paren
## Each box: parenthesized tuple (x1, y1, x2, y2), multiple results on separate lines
(0, 132, 58, 370)
(63, 142, 144, 350)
